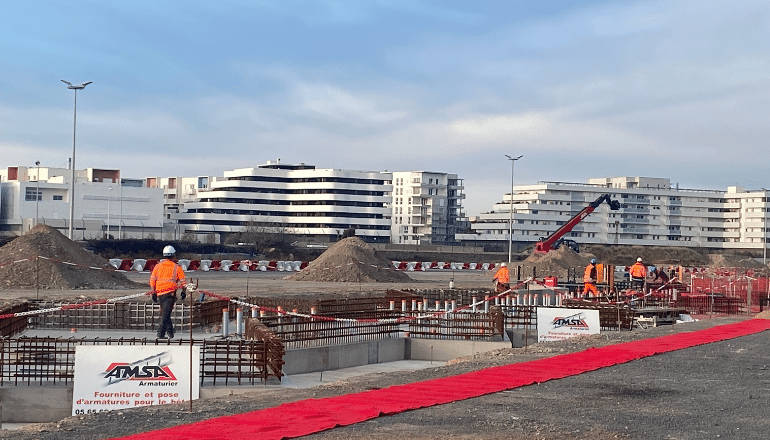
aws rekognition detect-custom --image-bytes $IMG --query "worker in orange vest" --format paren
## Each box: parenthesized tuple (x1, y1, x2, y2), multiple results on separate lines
(629, 257, 647, 292)
(583, 258, 598, 299)
(493, 262, 510, 293)
(150, 245, 187, 339)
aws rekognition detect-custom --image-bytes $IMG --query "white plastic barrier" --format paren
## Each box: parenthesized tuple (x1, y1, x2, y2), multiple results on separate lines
(177, 259, 191, 271)
(109, 259, 122, 269)
(276, 261, 286, 271)
(436, 262, 445, 269)
(406, 262, 417, 271)
(220, 260, 233, 271)
(392, 261, 400, 269)
(292, 261, 302, 271)
(199, 259, 212, 271)
(422, 262, 432, 271)
(258, 260, 269, 271)
(132, 259, 147, 272)
(239, 261, 252, 271)
(481, 263, 490, 270)
(468, 263, 478, 270)
(282, 261, 293, 272)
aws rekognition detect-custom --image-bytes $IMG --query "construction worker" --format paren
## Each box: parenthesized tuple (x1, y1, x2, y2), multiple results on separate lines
(629, 257, 647, 292)
(150, 245, 187, 339)
(493, 262, 510, 293)
(583, 258, 598, 299)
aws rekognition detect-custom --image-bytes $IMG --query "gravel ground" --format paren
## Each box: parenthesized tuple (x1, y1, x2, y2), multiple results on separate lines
(2, 268, 768, 439)
(3, 315, 767, 440)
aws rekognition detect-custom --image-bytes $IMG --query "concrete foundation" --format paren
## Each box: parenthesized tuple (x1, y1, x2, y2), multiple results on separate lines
(0, 336, 515, 423)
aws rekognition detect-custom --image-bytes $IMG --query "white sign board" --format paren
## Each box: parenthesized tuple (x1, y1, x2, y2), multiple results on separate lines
(72, 345, 200, 416)
(536, 307, 601, 343)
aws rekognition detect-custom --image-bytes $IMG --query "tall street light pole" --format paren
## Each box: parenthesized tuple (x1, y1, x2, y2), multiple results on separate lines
(62, 80, 93, 240)
(107, 187, 113, 239)
(505, 154, 523, 264)
(763, 188, 768, 266)
(35, 161, 40, 227)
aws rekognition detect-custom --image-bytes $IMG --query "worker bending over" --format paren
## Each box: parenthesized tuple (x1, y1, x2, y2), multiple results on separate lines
(493, 262, 510, 293)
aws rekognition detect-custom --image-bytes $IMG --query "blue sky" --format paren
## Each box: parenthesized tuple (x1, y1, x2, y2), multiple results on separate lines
(2, 0, 769, 216)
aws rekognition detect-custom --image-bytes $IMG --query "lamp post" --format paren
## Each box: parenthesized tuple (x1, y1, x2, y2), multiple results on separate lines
(763, 188, 768, 266)
(61, 80, 93, 240)
(35, 161, 40, 226)
(504, 154, 523, 264)
(107, 187, 113, 239)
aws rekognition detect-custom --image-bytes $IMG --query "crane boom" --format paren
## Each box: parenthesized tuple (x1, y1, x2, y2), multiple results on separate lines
(534, 193, 621, 254)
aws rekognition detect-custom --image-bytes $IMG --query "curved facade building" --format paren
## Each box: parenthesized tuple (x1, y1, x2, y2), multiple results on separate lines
(173, 162, 392, 243)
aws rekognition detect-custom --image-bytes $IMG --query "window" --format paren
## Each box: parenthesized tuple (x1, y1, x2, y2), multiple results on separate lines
(53, 195, 63, 201)
(25, 189, 41, 201)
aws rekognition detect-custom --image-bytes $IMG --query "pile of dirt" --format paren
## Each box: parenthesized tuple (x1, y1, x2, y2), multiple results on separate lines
(517, 246, 593, 278)
(708, 254, 766, 269)
(286, 237, 412, 283)
(0, 224, 141, 290)
(582, 244, 710, 266)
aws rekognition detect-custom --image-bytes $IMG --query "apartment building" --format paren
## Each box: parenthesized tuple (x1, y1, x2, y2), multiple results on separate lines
(171, 161, 392, 243)
(0, 166, 163, 239)
(390, 171, 468, 245)
(458, 176, 770, 251)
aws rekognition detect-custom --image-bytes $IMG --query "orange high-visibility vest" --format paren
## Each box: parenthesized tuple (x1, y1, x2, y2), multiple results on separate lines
(583, 264, 596, 283)
(494, 267, 510, 284)
(629, 262, 646, 279)
(150, 259, 186, 295)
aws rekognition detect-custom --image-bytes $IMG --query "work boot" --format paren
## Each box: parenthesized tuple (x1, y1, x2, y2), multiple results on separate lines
(157, 332, 165, 339)
(168, 330, 175, 339)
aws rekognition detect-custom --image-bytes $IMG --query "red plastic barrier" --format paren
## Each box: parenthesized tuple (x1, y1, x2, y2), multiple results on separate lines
(119, 260, 133, 271)
(144, 259, 159, 272)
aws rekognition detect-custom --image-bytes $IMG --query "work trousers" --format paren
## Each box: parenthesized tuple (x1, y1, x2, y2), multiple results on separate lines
(157, 294, 176, 337)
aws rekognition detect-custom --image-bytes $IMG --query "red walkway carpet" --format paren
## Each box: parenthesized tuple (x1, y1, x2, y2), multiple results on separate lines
(112, 319, 770, 440)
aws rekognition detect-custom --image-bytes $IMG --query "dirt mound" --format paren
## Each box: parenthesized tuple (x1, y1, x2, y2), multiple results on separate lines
(286, 237, 412, 283)
(582, 244, 710, 266)
(515, 246, 593, 278)
(0, 224, 141, 289)
(708, 254, 765, 269)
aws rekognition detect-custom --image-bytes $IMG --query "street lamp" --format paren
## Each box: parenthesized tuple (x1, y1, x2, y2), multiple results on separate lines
(762, 188, 768, 266)
(62, 79, 93, 240)
(107, 187, 113, 239)
(504, 154, 523, 264)
(35, 161, 40, 226)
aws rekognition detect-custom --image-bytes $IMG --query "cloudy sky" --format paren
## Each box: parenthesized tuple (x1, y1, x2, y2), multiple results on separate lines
(1, 1, 769, 216)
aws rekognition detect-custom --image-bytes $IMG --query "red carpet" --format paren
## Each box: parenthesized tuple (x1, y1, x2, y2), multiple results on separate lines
(111, 319, 770, 440)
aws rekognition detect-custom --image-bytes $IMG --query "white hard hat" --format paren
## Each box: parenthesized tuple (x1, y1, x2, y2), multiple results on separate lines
(501, 262, 507, 267)
(637, 257, 643, 262)
(163, 245, 176, 257)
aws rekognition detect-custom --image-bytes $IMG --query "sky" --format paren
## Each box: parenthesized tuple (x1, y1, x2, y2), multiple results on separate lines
(2, 0, 769, 217)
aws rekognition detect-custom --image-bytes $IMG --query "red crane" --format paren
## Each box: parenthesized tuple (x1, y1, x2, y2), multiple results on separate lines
(534, 193, 621, 254)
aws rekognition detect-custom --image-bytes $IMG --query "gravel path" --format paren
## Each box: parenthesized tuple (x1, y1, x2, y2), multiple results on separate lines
(3, 316, 767, 440)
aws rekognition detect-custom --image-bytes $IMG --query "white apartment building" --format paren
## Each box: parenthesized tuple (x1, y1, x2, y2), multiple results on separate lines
(390, 171, 468, 245)
(458, 176, 770, 251)
(172, 161, 392, 243)
(0, 166, 164, 239)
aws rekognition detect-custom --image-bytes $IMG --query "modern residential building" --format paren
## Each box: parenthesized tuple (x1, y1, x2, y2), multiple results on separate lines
(170, 161, 393, 243)
(458, 176, 770, 252)
(0, 166, 164, 239)
(390, 171, 468, 245)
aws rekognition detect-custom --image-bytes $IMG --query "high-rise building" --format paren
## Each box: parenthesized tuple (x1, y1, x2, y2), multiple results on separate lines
(458, 176, 770, 251)
(390, 171, 467, 245)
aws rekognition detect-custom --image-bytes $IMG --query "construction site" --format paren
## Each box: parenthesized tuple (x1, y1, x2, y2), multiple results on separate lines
(1, 224, 769, 439)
